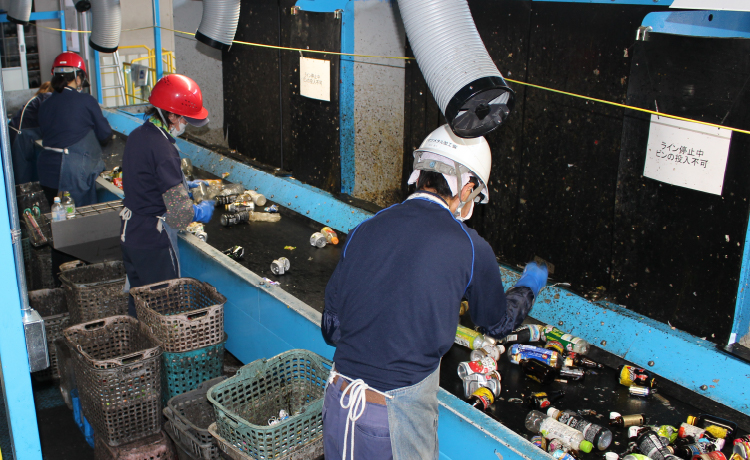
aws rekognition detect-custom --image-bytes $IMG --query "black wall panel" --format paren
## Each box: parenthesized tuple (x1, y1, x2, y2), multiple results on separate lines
(610, 34, 750, 344)
(223, 1, 341, 193)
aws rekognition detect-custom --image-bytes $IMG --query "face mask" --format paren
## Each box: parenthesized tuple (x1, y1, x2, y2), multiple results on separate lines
(170, 119, 186, 137)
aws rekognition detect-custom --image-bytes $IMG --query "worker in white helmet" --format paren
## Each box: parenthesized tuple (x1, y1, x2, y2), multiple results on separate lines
(321, 124, 548, 460)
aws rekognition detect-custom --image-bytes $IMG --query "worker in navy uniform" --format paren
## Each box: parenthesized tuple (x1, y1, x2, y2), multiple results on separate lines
(321, 124, 548, 460)
(8, 81, 53, 185)
(119, 74, 215, 317)
(37, 52, 112, 207)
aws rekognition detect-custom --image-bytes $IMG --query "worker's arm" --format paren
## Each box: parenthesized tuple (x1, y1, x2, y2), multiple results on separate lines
(466, 237, 545, 339)
(321, 257, 344, 346)
(162, 184, 197, 230)
(86, 95, 113, 143)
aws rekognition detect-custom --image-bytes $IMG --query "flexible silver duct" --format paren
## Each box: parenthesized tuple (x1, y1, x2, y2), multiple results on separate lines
(7, 0, 32, 25)
(195, 0, 241, 51)
(89, 0, 121, 53)
(398, 0, 515, 138)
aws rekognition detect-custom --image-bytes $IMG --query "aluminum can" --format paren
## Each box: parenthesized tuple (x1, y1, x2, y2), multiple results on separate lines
(271, 257, 291, 275)
(310, 232, 327, 248)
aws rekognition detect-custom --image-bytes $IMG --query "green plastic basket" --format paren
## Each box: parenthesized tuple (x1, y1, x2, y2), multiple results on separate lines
(207, 349, 331, 460)
(162, 334, 227, 404)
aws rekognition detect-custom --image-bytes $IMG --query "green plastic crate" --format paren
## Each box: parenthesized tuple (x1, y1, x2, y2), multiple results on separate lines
(162, 334, 227, 404)
(207, 349, 331, 460)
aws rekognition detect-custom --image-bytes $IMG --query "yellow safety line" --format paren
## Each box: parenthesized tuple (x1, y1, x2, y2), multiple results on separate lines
(41, 24, 749, 135)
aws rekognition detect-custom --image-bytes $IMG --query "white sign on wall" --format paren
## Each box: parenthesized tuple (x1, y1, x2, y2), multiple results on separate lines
(299, 57, 330, 102)
(643, 114, 732, 196)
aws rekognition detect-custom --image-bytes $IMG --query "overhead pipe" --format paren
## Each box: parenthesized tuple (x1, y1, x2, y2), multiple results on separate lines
(89, 0, 122, 53)
(7, 0, 32, 25)
(397, 0, 515, 138)
(195, 0, 241, 51)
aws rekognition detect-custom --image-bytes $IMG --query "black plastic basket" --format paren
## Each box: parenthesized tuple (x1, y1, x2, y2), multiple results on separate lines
(23, 241, 55, 291)
(59, 260, 128, 324)
(64, 315, 163, 446)
(28, 288, 69, 381)
(163, 377, 227, 460)
(54, 338, 75, 410)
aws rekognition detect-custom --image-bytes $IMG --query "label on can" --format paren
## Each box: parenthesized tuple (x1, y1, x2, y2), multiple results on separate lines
(542, 326, 585, 352)
(471, 386, 494, 410)
(509, 344, 559, 367)
(467, 357, 497, 374)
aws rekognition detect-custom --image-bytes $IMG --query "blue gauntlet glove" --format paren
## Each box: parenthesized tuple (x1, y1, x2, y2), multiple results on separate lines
(192, 200, 215, 223)
(514, 261, 548, 298)
(187, 180, 207, 189)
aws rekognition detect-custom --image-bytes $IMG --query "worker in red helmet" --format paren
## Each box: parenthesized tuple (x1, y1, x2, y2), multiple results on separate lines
(119, 74, 214, 316)
(37, 51, 111, 207)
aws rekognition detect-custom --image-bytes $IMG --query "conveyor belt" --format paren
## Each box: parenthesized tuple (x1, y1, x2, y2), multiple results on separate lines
(101, 138, 745, 458)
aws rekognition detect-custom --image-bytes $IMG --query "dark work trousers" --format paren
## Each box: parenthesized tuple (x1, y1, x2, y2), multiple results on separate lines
(121, 244, 178, 317)
(42, 185, 76, 285)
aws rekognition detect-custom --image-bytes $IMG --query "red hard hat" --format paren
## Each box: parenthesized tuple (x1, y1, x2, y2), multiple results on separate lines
(148, 74, 209, 121)
(51, 51, 86, 75)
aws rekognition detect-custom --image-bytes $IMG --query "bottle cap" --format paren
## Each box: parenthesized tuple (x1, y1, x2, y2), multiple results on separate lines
(331, 236, 339, 244)
(610, 412, 622, 420)
(580, 440, 594, 453)
(605, 453, 619, 460)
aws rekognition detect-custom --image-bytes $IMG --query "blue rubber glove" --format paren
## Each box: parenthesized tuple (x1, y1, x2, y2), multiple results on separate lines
(187, 180, 207, 189)
(514, 261, 548, 298)
(193, 200, 215, 223)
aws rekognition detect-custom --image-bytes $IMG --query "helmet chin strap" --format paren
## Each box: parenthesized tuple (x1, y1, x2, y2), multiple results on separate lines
(156, 107, 170, 129)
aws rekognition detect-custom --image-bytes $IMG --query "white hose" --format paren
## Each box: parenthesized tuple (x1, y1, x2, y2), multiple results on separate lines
(196, 0, 241, 51)
(7, 0, 32, 25)
(397, 0, 515, 138)
(89, 0, 122, 53)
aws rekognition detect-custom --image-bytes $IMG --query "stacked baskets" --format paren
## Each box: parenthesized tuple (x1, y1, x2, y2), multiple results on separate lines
(59, 260, 129, 324)
(28, 288, 69, 382)
(130, 278, 227, 459)
(206, 349, 331, 460)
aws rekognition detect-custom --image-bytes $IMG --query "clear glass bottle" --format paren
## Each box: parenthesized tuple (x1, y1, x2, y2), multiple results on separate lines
(51, 197, 66, 221)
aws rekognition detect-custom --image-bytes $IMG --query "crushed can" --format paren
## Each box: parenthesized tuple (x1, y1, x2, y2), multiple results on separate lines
(470, 344, 505, 361)
(271, 257, 291, 275)
(222, 245, 245, 260)
(310, 232, 328, 248)
(457, 357, 498, 379)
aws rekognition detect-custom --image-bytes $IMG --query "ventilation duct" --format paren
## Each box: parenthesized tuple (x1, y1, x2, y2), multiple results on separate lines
(89, 0, 121, 53)
(195, 0, 241, 51)
(398, 0, 515, 138)
(7, 0, 32, 25)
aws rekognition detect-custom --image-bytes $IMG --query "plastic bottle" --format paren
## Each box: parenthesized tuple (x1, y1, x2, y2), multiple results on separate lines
(548, 408, 613, 450)
(648, 425, 678, 444)
(321, 227, 339, 244)
(622, 455, 651, 460)
(525, 390, 565, 410)
(244, 190, 267, 206)
(686, 414, 736, 440)
(470, 344, 505, 362)
(563, 352, 603, 369)
(542, 326, 590, 355)
(62, 191, 75, 218)
(524, 410, 594, 454)
(500, 324, 544, 345)
(618, 365, 657, 388)
(51, 197, 66, 221)
(611, 414, 645, 428)
(455, 325, 496, 350)
(310, 232, 328, 248)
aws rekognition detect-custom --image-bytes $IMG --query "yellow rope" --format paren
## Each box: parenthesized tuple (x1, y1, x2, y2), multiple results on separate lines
(41, 24, 749, 135)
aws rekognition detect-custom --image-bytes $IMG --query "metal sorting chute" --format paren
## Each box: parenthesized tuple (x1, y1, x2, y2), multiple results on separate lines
(49, 200, 124, 264)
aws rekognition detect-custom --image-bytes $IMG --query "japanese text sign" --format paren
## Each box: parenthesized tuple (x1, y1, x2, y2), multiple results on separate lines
(300, 57, 330, 102)
(643, 114, 732, 195)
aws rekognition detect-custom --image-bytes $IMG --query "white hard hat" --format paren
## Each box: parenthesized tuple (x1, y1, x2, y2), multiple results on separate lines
(413, 124, 491, 204)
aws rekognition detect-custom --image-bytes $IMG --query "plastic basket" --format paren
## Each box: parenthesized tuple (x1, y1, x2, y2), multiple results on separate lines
(64, 315, 163, 446)
(162, 335, 227, 404)
(207, 350, 331, 460)
(131, 278, 226, 352)
(59, 260, 128, 324)
(71, 389, 95, 449)
(163, 377, 227, 460)
(94, 431, 175, 460)
(28, 288, 69, 381)
(54, 338, 75, 410)
(208, 423, 323, 460)
(23, 242, 55, 291)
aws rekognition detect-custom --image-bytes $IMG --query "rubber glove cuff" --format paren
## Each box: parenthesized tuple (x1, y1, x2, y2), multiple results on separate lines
(193, 200, 215, 223)
(514, 261, 548, 298)
(187, 180, 207, 189)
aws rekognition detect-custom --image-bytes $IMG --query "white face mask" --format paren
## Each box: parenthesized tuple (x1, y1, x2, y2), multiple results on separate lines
(170, 118, 186, 137)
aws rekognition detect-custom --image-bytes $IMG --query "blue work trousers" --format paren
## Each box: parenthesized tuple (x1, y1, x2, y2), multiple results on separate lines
(121, 244, 178, 317)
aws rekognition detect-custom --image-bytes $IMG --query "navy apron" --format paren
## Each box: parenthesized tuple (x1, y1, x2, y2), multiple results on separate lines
(51, 129, 104, 207)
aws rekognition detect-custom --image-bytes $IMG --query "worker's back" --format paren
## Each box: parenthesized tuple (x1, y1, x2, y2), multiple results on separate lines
(327, 194, 506, 392)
